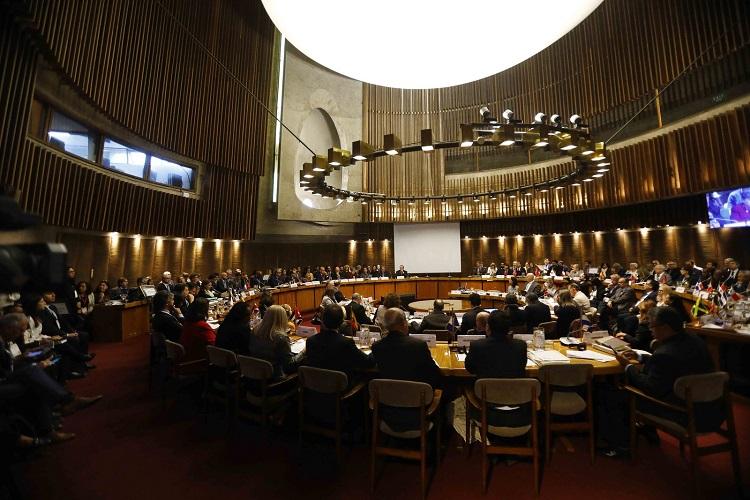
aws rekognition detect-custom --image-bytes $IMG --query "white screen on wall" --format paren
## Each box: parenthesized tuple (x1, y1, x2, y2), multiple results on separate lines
(393, 223, 462, 274)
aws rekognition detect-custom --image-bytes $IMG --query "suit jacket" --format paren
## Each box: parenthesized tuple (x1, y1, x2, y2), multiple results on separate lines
(610, 286, 636, 313)
(524, 302, 551, 330)
(350, 302, 373, 326)
(417, 312, 450, 334)
(304, 328, 374, 380)
(371, 332, 441, 388)
(395, 270, 409, 277)
(523, 280, 542, 296)
(552, 305, 580, 339)
(459, 306, 485, 335)
(505, 305, 526, 327)
(627, 332, 713, 399)
(152, 310, 183, 343)
(214, 278, 230, 293)
(465, 336, 527, 379)
(215, 320, 251, 355)
(156, 281, 172, 293)
(40, 305, 73, 337)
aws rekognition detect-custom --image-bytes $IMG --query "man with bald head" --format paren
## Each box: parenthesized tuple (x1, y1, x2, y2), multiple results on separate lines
(417, 299, 450, 334)
(474, 311, 490, 335)
(371, 308, 441, 388)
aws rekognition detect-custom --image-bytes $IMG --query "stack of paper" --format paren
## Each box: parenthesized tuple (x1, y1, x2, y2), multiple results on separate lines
(528, 350, 570, 366)
(566, 350, 615, 362)
(291, 339, 306, 354)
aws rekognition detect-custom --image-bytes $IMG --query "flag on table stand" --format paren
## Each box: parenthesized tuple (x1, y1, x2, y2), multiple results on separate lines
(446, 312, 460, 336)
(294, 306, 302, 321)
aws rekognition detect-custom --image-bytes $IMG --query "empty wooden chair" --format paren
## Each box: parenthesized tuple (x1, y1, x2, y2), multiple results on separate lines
(203, 346, 238, 420)
(369, 379, 442, 500)
(298, 366, 366, 463)
(539, 364, 594, 464)
(625, 372, 742, 498)
(236, 355, 297, 428)
(162, 340, 207, 403)
(465, 378, 541, 494)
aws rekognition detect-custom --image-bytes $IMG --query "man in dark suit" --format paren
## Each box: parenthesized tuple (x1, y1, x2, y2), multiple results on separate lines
(465, 309, 527, 379)
(214, 272, 231, 293)
(459, 293, 484, 335)
(349, 293, 373, 326)
(150, 291, 183, 342)
(304, 304, 374, 381)
(395, 265, 408, 278)
(522, 273, 542, 296)
(156, 271, 173, 293)
(417, 300, 450, 334)
(524, 293, 551, 331)
(40, 291, 92, 377)
(371, 308, 441, 388)
(601, 307, 716, 456)
(503, 294, 526, 328)
(473, 261, 486, 276)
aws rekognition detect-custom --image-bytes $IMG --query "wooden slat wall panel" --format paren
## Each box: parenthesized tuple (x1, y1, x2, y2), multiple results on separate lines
(362, 0, 750, 223)
(0, 0, 274, 239)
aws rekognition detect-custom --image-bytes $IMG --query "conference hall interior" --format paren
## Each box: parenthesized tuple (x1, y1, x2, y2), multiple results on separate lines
(3, 0, 750, 498)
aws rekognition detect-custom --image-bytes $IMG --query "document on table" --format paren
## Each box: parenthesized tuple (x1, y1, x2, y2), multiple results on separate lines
(291, 339, 306, 354)
(456, 353, 467, 362)
(566, 350, 615, 362)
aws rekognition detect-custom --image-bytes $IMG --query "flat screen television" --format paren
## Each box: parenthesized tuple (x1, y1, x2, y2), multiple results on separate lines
(706, 187, 750, 228)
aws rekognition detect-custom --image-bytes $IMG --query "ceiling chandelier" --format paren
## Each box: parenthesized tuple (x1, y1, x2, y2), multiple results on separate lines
(261, 0, 604, 89)
(299, 108, 611, 205)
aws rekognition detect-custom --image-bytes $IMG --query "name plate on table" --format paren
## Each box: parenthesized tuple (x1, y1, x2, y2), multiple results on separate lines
(296, 326, 318, 338)
(396, 275, 405, 279)
(355, 278, 364, 282)
(481, 275, 491, 279)
(410, 334, 436, 347)
(675, 286, 686, 293)
(449, 290, 463, 295)
(379, 277, 388, 280)
(588, 268, 599, 275)
(310, 280, 321, 285)
(488, 291, 502, 297)
(699, 291, 710, 299)
(476, 290, 487, 296)
(457, 334, 484, 347)
(290, 283, 298, 288)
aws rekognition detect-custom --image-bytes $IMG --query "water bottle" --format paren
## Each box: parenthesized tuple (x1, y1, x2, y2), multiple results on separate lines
(361, 324, 370, 347)
(532, 328, 545, 351)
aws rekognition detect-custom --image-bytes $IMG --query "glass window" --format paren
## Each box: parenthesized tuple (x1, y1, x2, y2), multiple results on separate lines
(47, 111, 96, 161)
(102, 139, 147, 178)
(149, 156, 195, 190)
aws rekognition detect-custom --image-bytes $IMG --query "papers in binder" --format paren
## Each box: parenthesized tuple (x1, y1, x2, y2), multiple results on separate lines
(296, 326, 318, 338)
(528, 350, 570, 365)
(291, 339, 306, 354)
(566, 350, 615, 362)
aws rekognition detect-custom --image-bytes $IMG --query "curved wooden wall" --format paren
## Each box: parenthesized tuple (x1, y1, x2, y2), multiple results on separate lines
(0, 0, 274, 239)
(362, 0, 750, 222)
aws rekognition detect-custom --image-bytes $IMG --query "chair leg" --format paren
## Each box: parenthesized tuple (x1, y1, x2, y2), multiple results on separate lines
(436, 417, 442, 466)
(629, 399, 638, 463)
(370, 423, 378, 493)
(545, 413, 551, 464)
(481, 431, 488, 493)
(726, 399, 744, 497)
(421, 436, 427, 500)
(588, 423, 595, 465)
(689, 436, 701, 499)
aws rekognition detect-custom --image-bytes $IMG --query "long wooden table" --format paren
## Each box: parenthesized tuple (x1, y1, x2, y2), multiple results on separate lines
(686, 323, 750, 369)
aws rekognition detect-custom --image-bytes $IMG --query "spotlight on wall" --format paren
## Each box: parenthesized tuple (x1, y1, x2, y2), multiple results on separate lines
(569, 114, 586, 128)
(457, 196, 465, 204)
(420, 129, 434, 152)
(384, 134, 401, 155)
(550, 114, 562, 126)
(502, 109, 514, 123)
(479, 106, 496, 123)
(472, 194, 480, 203)
(352, 140, 374, 161)
(488, 193, 497, 200)
(440, 196, 447, 205)
(311, 155, 329, 172)
(533, 112, 547, 124)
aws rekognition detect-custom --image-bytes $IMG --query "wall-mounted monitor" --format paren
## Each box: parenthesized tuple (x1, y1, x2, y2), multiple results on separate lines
(706, 187, 750, 228)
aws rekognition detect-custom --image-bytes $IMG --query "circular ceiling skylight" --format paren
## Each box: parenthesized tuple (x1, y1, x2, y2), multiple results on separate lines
(261, 0, 604, 89)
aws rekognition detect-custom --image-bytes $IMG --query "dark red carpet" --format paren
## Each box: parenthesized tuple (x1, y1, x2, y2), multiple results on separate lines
(11, 337, 750, 499)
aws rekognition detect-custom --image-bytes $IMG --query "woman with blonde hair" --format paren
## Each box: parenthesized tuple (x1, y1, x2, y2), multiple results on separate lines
(247, 305, 300, 378)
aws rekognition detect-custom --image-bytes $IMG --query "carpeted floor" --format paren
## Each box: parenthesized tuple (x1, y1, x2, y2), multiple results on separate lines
(10, 336, 750, 500)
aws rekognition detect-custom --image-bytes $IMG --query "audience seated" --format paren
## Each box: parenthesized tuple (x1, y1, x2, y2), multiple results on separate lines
(552, 291, 581, 339)
(615, 299, 656, 351)
(179, 298, 215, 362)
(417, 299, 450, 333)
(523, 293, 551, 332)
(304, 304, 373, 382)
(247, 305, 300, 379)
(349, 293, 373, 327)
(465, 309, 527, 379)
(215, 302, 252, 356)
(370, 308, 441, 388)
(503, 294, 526, 329)
(459, 293, 485, 335)
(151, 291, 183, 343)
(374, 293, 401, 328)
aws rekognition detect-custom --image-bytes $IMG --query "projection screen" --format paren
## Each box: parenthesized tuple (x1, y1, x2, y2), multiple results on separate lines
(392, 223, 462, 274)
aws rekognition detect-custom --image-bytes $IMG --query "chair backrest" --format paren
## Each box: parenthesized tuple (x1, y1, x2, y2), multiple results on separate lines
(164, 340, 185, 361)
(537, 321, 556, 335)
(568, 319, 584, 337)
(424, 329, 452, 342)
(474, 378, 541, 405)
(298, 366, 348, 394)
(509, 324, 528, 335)
(539, 363, 592, 387)
(369, 379, 433, 408)
(237, 355, 273, 381)
(368, 325, 382, 334)
(457, 334, 484, 347)
(674, 371, 729, 403)
(206, 345, 238, 368)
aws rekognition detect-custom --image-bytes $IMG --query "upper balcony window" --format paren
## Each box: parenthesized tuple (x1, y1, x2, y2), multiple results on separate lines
(47, 111, 96, 161)
(102, 138, 147, 178)
(150, 156, 195, 190)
